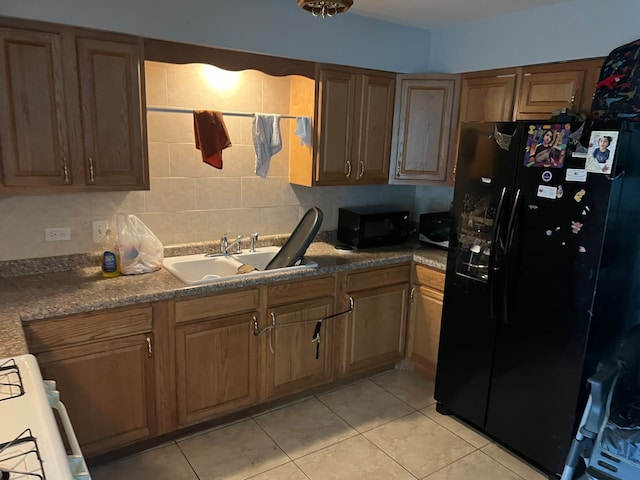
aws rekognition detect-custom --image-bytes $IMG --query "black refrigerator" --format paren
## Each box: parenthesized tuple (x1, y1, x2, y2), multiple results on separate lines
(434, 120, 640, 477)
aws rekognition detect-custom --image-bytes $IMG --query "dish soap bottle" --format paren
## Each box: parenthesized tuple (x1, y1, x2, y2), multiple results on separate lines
(101, 228, 120, 278)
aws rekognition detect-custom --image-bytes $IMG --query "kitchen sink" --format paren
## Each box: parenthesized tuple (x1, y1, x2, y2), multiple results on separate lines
(162, 246, 318, 285)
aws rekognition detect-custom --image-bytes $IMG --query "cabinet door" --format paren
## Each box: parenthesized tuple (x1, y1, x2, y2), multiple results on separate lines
(408, 285, 444, 380)
(315, 68, 356, 184)
(515, 60, 603, 119)
(176, 312, 258, 426)
(0, 28, 72, 188)
(390, 75, 458, 185)
(76, 36, 148, 189)
(263, 297, 334, 400)
(344, 283, 409, 373)
(459, 71, 517, 122)
(356, 73, 395, 183)
(36, 334, 155, 458)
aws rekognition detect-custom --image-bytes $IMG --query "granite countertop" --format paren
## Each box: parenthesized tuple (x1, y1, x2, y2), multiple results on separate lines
(0, 241, 448, 359)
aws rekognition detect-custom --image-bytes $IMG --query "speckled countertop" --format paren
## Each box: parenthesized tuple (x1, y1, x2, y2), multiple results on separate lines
(0, 241, 447, 359)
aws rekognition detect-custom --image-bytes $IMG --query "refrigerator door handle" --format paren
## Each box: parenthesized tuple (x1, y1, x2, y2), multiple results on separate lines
(502, 188, 522, 324)
(489, 187, 508, 274)
(488, 186, 508, 319)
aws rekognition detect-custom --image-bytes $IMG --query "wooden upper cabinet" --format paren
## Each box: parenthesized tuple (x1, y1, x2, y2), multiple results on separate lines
(302, 65, 394, 186)
(0, 28, 71, 188)
(389, 75, 459, 185)
(76, 36, 147, 187)
(459, 59, 604, 123)
(515, 59, 603, 119)
(458, 69, 517, 122)
(314, 68, 357, 184)
(0, 17, 148, 194)
(355, 73, 395, 182)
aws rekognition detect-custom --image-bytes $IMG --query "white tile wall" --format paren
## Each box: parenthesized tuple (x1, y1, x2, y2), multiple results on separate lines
(0, 61, 452, 262)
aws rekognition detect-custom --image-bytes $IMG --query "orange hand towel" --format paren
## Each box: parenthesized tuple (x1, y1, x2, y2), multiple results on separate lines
(193, 110, 232, 169)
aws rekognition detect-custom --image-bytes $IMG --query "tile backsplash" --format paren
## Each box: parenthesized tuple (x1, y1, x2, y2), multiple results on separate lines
(0, 61, 437, 262)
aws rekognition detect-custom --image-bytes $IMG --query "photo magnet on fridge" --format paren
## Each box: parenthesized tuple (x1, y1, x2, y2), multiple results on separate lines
(524, 123, 571, 168)
(585, 130, 618, 174)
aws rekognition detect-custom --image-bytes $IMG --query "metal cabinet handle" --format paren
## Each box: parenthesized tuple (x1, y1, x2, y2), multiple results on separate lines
(268, 312, 276, 354)
(62, 157, 71, 184)
(146, 336, 152, 358)
(252, 315, 259, 336)
(88, 157, 95, 184)
(358, 161, 365, 178)
(394, 140, 405, 178)
(345, 160, 352, 178)
(409, 287, 416, 302)
(349, 296, 355, 309)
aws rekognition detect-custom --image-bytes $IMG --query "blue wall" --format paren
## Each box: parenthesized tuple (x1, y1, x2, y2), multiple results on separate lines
(429, 0, 640, 72)
(3, 0, 639, 74)
(0, 0, 431, 73)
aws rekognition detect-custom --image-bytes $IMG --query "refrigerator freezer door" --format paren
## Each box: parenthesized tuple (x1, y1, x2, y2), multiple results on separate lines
(435, 122, 522, 427)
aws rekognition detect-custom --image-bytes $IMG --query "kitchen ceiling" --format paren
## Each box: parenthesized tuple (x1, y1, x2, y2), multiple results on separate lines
(349, 0, 574, 28)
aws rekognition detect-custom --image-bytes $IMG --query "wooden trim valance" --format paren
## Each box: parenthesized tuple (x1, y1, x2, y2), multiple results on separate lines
(144, 38, 316, 79)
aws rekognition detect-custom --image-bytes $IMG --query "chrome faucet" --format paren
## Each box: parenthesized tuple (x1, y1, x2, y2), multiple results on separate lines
(221, 234, 243, 254)
(249, 233, 258, 252)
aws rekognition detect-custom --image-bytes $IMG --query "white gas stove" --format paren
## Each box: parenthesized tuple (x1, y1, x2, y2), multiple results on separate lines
(0, 354, 90, 479)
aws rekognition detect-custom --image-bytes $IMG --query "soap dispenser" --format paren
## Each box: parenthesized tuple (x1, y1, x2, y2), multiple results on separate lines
(101, 228, 120, 278)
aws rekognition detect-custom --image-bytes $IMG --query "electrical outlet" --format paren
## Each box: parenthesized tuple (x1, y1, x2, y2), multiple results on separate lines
(45, 227, 71, 242)
(92, 220, 108, 243)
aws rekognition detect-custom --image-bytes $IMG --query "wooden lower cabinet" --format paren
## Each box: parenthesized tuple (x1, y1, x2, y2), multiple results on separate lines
(19, 266, 418, 458)
(338, 264, 411, 375)
(174, 289, 259, 426)
(176, 313, 258, 426)
(262, 276, 336, 400)
(263, 297, 334, 399)
(23, 305, 155, 458)
(407, 265, 445, 380)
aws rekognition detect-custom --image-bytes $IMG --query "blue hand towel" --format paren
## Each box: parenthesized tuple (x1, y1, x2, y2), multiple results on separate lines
(252, 114, 282, 178)
(295, 116, 313, 147)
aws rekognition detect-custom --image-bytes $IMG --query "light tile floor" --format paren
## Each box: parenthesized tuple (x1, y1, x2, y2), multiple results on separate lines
(90, 369, 549, 480)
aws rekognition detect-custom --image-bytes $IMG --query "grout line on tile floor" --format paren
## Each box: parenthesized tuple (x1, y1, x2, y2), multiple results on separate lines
(172, 440, 202, 480)
(313, 379, 423, 435)
(289, 432, 420, 480)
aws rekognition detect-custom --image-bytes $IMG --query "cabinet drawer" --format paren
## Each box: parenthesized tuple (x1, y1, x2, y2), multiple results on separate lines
(24, 305, 152, 353)
(267, 275, 335, 306)
(175, 289, 259, 324)
(346, 264, 410, 292)
(414, 265, 445, 291)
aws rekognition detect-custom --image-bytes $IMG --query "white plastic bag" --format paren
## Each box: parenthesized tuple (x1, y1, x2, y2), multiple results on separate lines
(116, 214, 163, 275)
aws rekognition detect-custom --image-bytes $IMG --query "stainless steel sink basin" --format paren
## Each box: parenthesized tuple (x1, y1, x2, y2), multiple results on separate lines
(162, 246, 318, 285)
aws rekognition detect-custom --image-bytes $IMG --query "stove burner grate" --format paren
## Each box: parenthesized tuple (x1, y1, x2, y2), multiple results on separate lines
(0, 429, 45, 479)
(0, 359, 24, 403)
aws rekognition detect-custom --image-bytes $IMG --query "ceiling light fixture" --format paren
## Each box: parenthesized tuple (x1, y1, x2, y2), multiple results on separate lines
(297, 0, 353, 19)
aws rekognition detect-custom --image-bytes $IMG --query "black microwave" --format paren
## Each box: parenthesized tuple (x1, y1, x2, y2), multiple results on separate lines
(337, 207, 409, 249)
